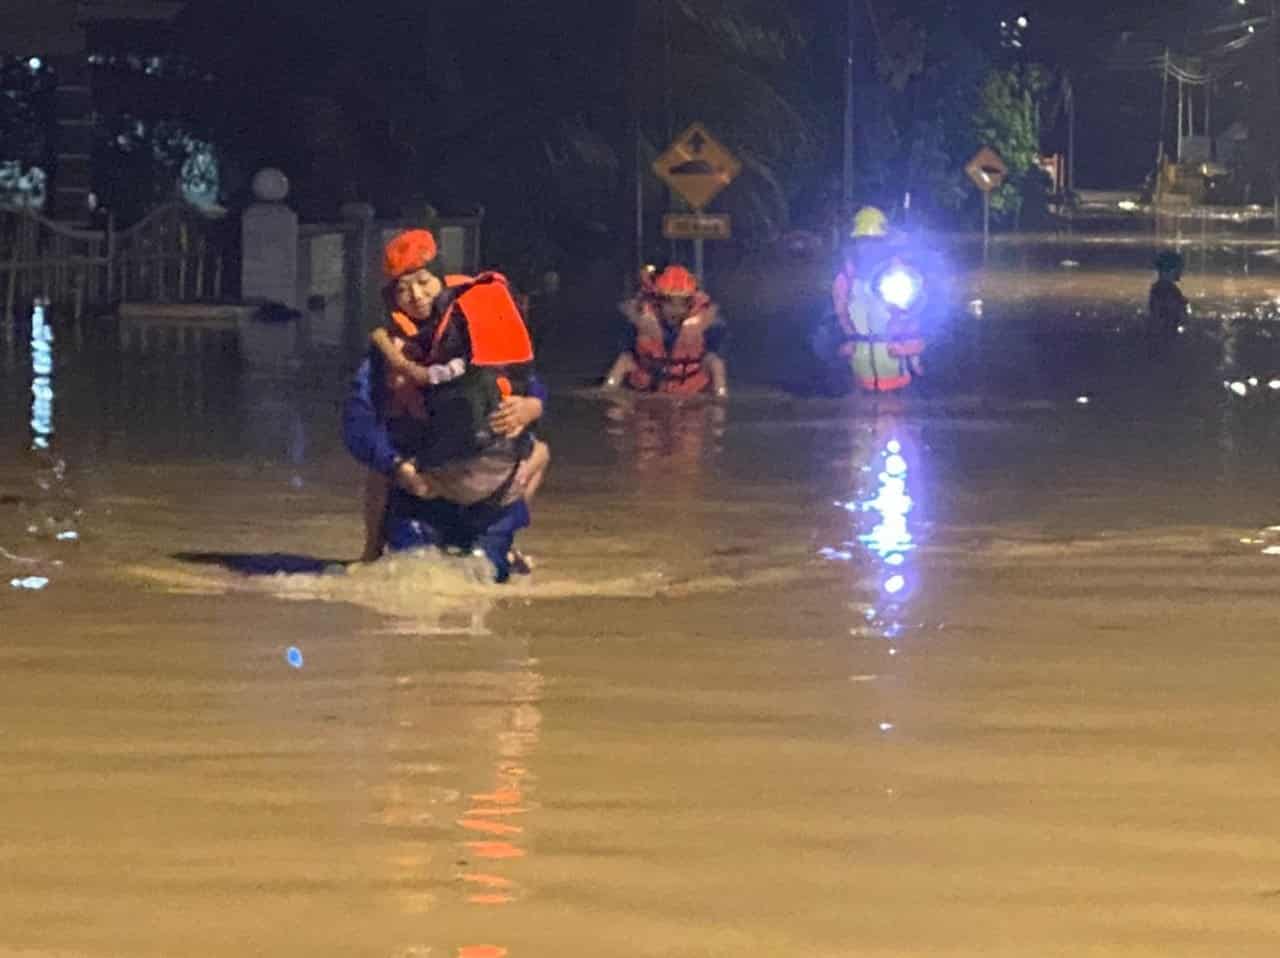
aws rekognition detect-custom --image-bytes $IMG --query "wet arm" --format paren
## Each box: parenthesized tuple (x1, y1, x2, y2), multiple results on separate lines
(371, 327, 433, 385)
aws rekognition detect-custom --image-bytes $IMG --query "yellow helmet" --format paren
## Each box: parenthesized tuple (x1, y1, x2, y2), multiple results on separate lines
(851, 206, 888, 238)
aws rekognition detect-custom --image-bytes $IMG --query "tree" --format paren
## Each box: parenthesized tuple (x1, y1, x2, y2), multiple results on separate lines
(972, 65, 1052, 218)
(167, 0, 890, 283)
(0, 56, 56, 208)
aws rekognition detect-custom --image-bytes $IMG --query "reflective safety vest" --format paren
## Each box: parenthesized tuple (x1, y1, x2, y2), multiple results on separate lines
(847, 278, 921, 393)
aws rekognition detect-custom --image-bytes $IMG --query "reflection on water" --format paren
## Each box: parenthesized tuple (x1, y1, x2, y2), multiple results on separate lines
(603, 396, 726, 477)
(373, 640, 542, 958)
(457, 666, 541, 905)
(29, 298, 53, 451)
(5, 300, 80, 589)
(824, 416, 926, 742)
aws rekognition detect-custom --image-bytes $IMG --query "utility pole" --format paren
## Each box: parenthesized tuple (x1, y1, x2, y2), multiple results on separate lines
(841, 0, 855, 230)
(1066, 75, 1075, 195)
(624, 0, 645, 283)
(1273, 0, 1280, 230)
(1176, 75, 1184, 162)
(1157, 49, 1167, 167)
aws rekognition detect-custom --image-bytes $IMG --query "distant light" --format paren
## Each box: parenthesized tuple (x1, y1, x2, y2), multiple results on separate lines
(1016, 15, 1028, 28)
(55, 531, 78, 542)
(1075, 395, 1090, 405)
(1229, 381, 1249, 396)
(27, 57, 42, 71)
(1248, 377, 1260, 387)
(286, 646, 304, 668)
(10, 576, 49, 590)
(1248, 24, 1256, 33)
(878, 722, 895, 732)
(1268, 379, 1280, 390)
(1117, 200, 1138, 211)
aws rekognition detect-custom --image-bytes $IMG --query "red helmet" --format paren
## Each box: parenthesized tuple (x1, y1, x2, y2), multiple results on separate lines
(655, 265, 698, 297)
(383, 229, 438, 281)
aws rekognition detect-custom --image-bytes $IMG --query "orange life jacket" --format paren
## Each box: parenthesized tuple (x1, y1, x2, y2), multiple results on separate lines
(386, 272, 532, 416)
(625, 293, 714, 394)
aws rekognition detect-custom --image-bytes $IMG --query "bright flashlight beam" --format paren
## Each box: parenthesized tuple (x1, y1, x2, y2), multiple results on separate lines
(878, 268, 922, 311)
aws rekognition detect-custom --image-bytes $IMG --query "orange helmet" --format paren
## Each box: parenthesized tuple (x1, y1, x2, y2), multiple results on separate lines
(383, 229, 438, 281)
(654, 265, 698, 297)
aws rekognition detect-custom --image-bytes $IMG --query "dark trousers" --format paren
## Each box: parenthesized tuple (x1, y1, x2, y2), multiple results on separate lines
(384, 491, 530, 583)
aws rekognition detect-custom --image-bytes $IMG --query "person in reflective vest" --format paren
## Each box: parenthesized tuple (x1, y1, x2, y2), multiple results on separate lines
(344, 229, 549, 581)
(840, 207, 925, 393)
(602, 265, 728, 397)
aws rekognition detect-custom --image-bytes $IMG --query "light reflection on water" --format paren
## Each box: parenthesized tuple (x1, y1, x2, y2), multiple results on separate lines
(375, 644, 542, 958)
(30, 298, 53, 451)
(602, 395, 726, 477)
(823, 418, 926, 744)
(6, 300, 80, 588)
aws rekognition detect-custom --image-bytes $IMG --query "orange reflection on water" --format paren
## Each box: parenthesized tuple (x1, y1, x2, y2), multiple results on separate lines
(463, 873, 513, 889)
(464, 840, 525, 861)
(458, 818, 524, 837)
(604, 396, 726, 477)
(458, 947, 508, 958)
(458, 675, 542, 909)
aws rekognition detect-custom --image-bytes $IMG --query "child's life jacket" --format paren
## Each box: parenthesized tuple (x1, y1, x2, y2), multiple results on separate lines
(384, 273, 537, 501)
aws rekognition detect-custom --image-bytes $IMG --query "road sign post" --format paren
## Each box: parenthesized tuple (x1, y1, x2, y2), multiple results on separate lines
(653, 123, 741, 284)
(982, 191, 991, 258)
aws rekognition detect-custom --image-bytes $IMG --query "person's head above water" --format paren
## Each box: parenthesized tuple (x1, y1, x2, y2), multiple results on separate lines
(383, 229, 443, 322)
(1154, 249, 1184, 280)
(653, 265, 700, 323)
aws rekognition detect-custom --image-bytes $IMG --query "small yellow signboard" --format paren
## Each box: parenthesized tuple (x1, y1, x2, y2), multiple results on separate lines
(662, 213, 732, 241)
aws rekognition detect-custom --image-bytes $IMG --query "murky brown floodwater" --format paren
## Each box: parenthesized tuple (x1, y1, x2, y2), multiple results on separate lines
(4, 235, 1280, 956)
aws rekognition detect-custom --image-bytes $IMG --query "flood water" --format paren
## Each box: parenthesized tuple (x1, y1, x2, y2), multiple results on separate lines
(4, 233, 1280, 956)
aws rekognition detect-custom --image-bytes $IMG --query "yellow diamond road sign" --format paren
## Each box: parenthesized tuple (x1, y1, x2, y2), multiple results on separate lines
(653, 123, 741, 212)
(965, 146, 1008, 193)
